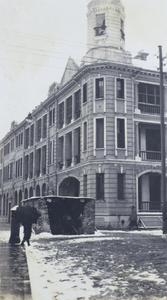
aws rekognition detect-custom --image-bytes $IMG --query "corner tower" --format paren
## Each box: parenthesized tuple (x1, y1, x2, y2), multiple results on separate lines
(82, 0, 131, 65)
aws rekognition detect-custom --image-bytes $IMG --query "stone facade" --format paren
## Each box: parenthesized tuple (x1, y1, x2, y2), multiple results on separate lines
(0, 0, 166, 229)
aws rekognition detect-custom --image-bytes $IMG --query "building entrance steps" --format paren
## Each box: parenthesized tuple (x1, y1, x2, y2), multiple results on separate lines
(0, 233, 32, 300)
(139, 215, 163, 229)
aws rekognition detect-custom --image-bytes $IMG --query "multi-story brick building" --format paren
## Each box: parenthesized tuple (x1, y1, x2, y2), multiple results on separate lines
(0, 0, 166, 228)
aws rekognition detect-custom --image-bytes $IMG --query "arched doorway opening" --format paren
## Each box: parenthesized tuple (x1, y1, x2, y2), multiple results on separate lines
(19, 190, 22, 205)
(36, 185, 40, 196)
(24, 188, 28, 200)
(14, 191, 17, 206)
(42, 183, 46, 196)
(138, 172, 161, 212)
(59, 177, 80, 197)
(29, 187, 33, 198)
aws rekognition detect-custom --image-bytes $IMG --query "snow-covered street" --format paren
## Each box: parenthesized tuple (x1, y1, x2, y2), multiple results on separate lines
(26, 229, 167, 300)
(1, 227, 167, 300)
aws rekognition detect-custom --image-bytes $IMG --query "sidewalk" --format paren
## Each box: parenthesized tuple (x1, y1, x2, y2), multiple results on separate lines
(0, 223, 32, 300)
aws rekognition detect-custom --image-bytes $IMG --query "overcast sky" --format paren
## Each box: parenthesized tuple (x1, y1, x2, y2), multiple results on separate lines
(0, 0, 167, 139)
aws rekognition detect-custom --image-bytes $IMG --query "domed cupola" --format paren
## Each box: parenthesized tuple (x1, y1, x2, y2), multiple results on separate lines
(82, 0, 131, 65)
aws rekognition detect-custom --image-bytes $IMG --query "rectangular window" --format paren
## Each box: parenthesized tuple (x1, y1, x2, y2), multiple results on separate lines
(95, 14, 106, 36)
(83, 122, 87, 151)
(24, 155, 29, 180)
(74, 90, 81, 120)
(20, 132, 23, 145)
(49, 106, 55, 126)
(83, 174, 87, 197)
(96, 118, 104, 148)
(118, 173, 124, 200)
(83, 83, 87, 103)
(16, 136, 18, 148)
(10, 162, 13, 179)
(43, 114, 47, 139)
(139, 83, 160, 105)
(29, 153, 33, 179)
(117, 118, 125, 148)
(36, 148, 41, 177)
(49, 141, 54, 165)
(96, 173, 104, 200)
(96, 78, 104, 99)
(66, 132, 72, 167)
(4, 143, 10, 156)
(42, 146, 46, 175)
(25, 128, 29, 149)
(30, 124, 34, 146)
(66, 96, 72, 124)
(74, 127, 80, 165)
(116, 78, 124, 99)
(59, 102, 64, 128)
(11, 138, 14, 151)
(37, 119, 42, 142)
(20, 158, 22, 177)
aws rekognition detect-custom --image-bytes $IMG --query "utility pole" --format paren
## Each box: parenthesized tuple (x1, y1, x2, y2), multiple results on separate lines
(159, 45, 167, 234)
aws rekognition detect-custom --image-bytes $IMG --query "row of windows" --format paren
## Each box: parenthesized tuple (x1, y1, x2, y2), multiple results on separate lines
(1, 81, 160, 158)
(96, 118, 125, 149)
(95, 77, 125, 99)
(3, 107, 55, 155)
(2, 142, 54, 182)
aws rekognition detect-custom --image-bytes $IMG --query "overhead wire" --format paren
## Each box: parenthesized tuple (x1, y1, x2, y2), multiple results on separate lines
(0, 27, 162, 59)
(0, 43, 160, 71)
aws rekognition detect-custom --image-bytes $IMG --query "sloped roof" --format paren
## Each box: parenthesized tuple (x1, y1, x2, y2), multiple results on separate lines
(60, 57, 79, 87)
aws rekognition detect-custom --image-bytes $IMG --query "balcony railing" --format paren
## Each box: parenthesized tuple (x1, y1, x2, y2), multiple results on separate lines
(139, 201, 161, 212)
(138, 103, 160, 115)
(139, 150, 161, 161)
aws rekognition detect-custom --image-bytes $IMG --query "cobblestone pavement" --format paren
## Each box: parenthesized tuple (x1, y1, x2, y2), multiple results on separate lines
(0, 224, 32, 300)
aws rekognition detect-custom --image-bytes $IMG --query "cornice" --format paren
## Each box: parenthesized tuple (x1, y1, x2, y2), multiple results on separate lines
(56, 62, 161, 98)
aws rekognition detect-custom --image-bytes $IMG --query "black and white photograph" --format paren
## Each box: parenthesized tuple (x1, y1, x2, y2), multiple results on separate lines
(0, 0, 167, 299)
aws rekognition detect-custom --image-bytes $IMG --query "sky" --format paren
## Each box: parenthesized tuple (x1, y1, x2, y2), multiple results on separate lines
(0, 0, 167, 139)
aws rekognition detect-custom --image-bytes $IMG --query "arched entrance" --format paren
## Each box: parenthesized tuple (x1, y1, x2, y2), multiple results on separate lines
(42, 183, 46, 196)
(15, 191, 17, 206)
(138, 172, 161, 212)
(19, 190, 22, 204)
(29, 187, 33, 198)
(36, 185, 40, 196)
(24, 188, 28, 200)
(59, 177, 80, 197)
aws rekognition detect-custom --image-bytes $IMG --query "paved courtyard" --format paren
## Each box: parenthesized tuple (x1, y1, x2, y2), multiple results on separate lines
(1, 224, 167, 300)
(26, 230, 167, 300)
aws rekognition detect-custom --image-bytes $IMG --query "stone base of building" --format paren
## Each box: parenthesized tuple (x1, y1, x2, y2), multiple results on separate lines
(95, 215, 130, 230)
